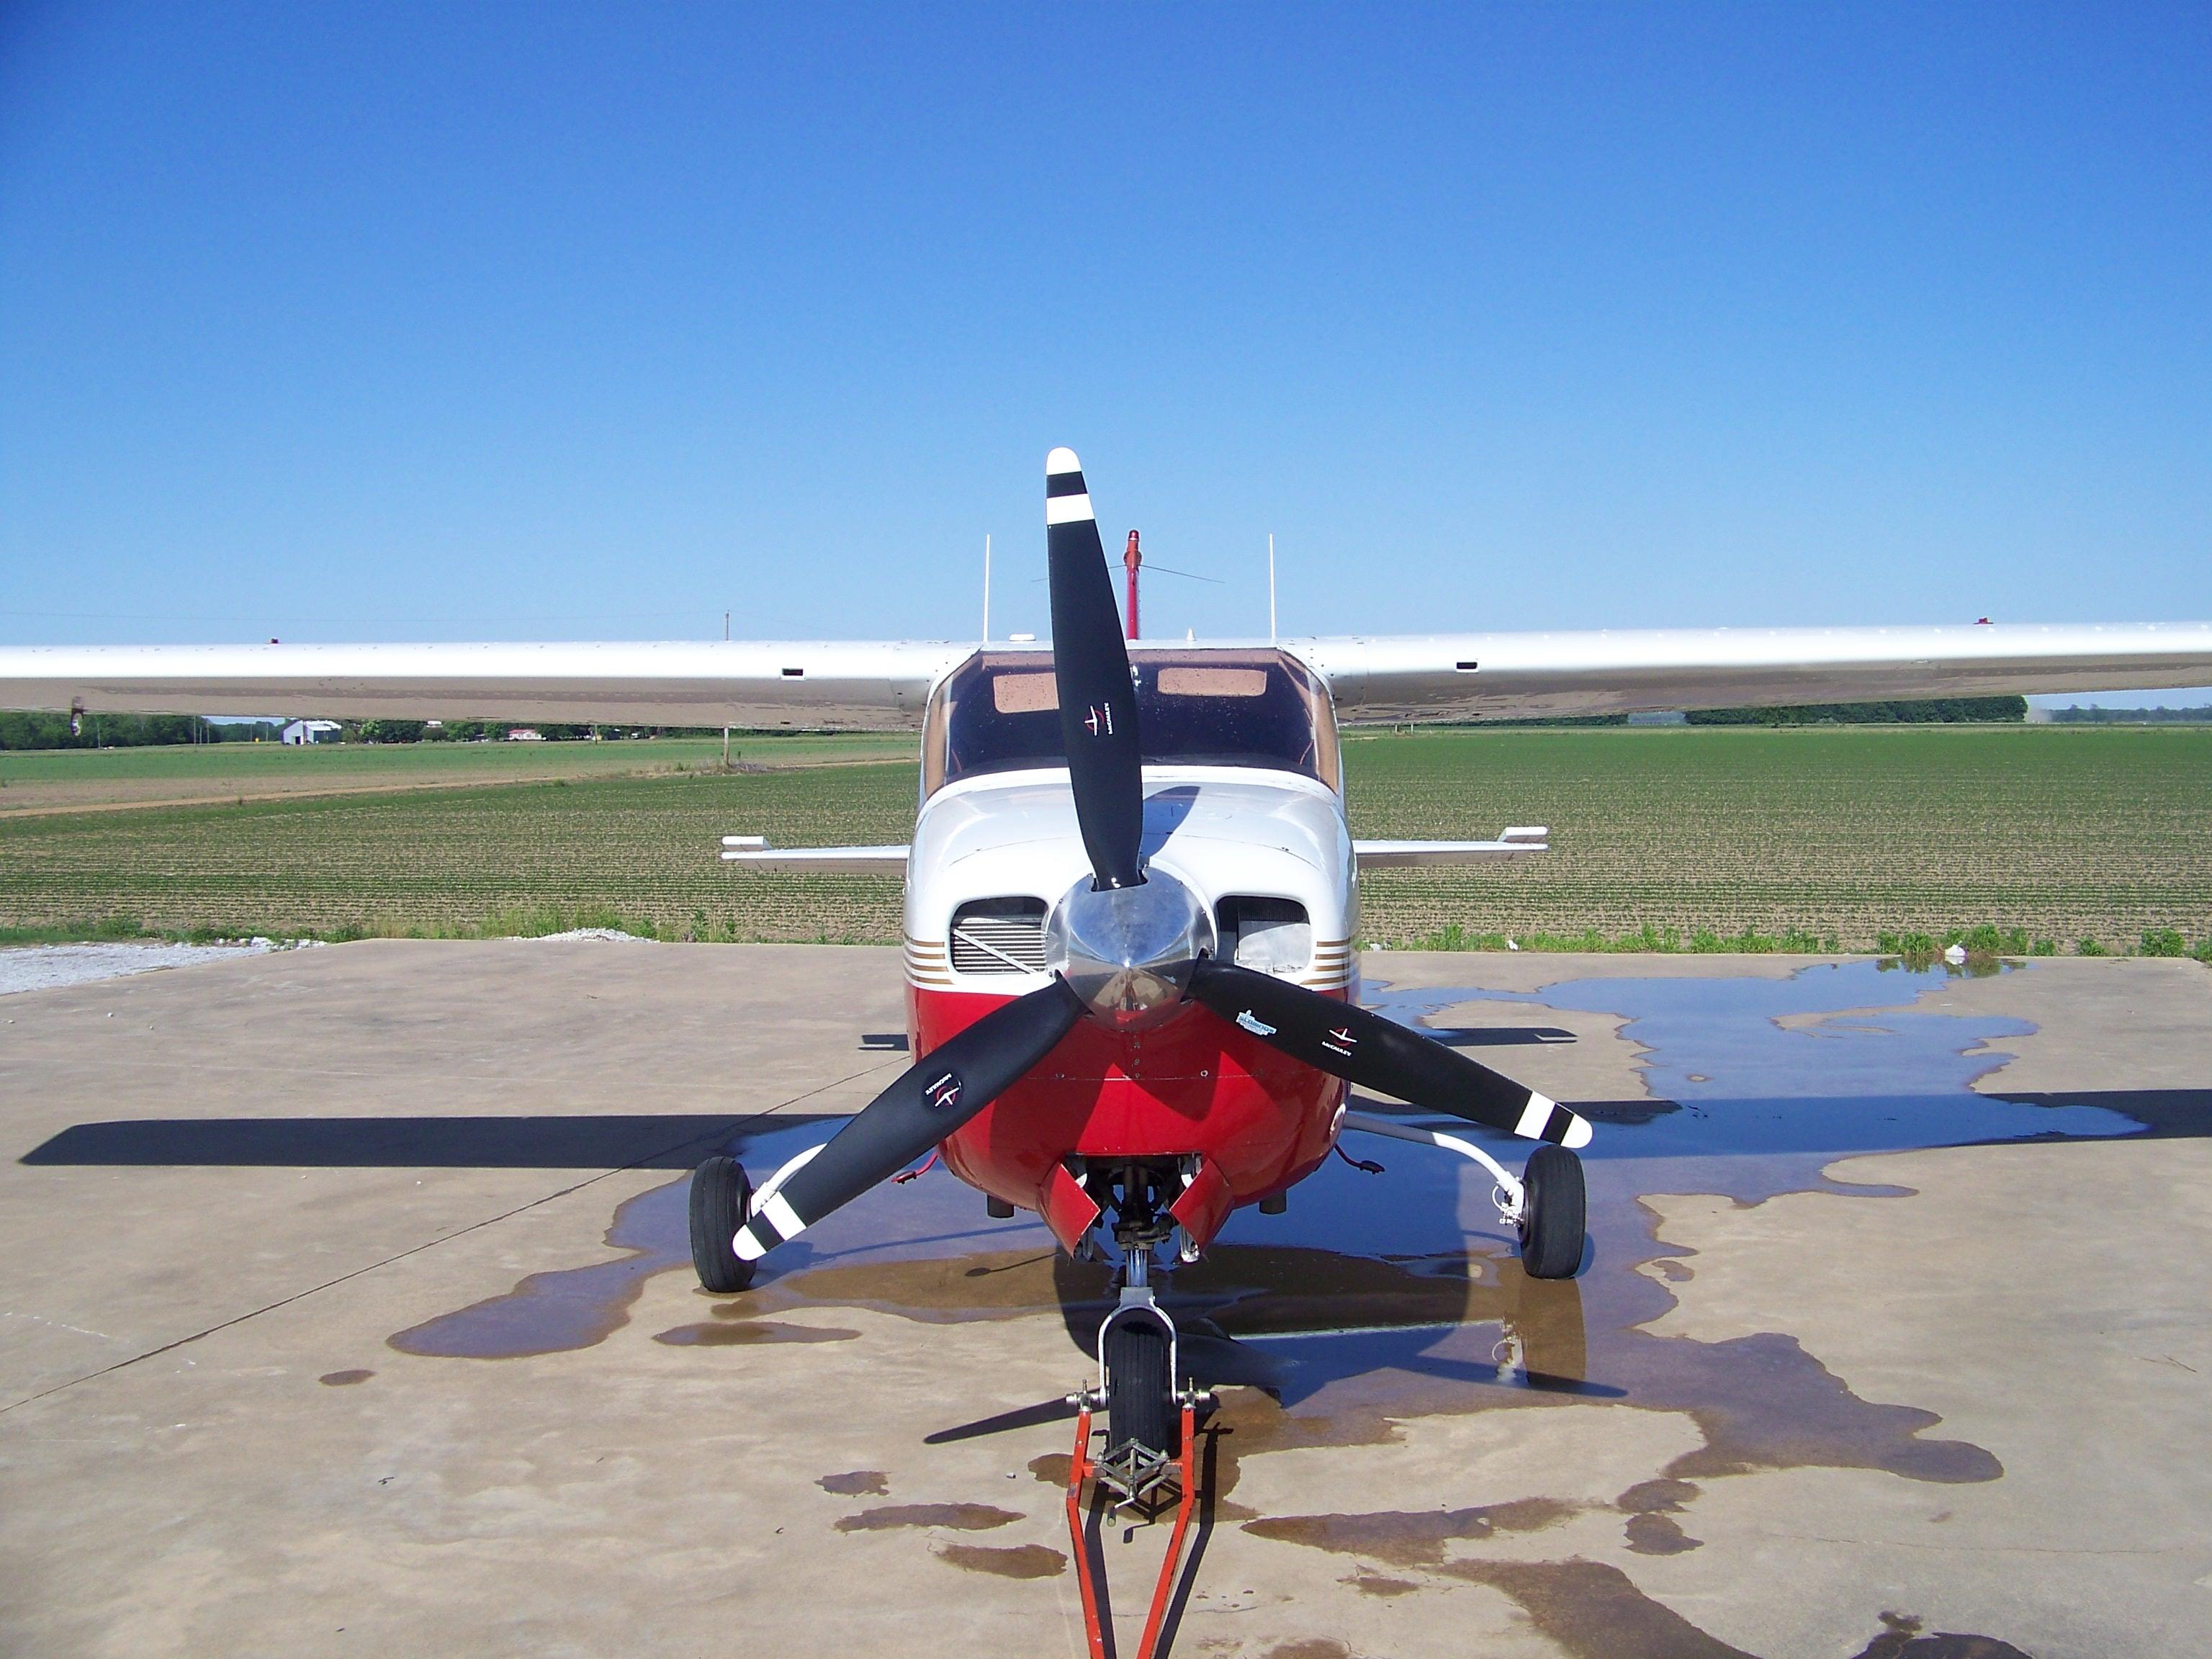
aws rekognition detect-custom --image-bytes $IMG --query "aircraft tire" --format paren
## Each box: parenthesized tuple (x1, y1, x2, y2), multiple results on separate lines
(1105, 1308, 1179, 1460)
(689, 1155, 757, 1293)
(1519, 1144, 1586, 1280)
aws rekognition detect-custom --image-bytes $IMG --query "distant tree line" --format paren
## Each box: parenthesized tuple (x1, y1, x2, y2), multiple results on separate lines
(9, 697, 2035, 750)
(2046, 703, 2212, 724)
(358, 721, 732, 742)
(1464, 696, 2028, 729)
(1684, 696, 2027, 725)
(0, 712, 283, 750)
(0, 714, 747, 750)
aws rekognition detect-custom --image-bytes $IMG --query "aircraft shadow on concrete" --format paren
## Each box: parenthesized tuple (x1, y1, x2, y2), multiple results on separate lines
(30, 1089, 2202, 1444)
(22, 1090, 2207, 1173)
(1990, 1089, 2212, 1139)
(18, 1112, 849, 1169)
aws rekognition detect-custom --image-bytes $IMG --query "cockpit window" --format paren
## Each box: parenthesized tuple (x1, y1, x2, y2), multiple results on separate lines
(924, 648, 1340, 795)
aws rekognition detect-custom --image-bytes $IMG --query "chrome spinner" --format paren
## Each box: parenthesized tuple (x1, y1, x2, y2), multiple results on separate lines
(1045, 867, 1215, 1030)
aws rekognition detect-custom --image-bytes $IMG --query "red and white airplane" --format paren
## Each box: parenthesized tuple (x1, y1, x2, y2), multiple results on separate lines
(6, 447, 2211, 1462)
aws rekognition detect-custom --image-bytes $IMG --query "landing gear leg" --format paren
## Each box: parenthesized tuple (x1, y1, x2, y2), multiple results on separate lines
(1338, 1110, 1588, 1280)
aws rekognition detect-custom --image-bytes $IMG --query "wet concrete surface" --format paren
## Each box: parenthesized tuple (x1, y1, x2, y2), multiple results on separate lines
(1, 940, 2208, 1656)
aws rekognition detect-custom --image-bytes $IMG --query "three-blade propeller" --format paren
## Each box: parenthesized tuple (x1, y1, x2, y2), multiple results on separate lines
(729, 448, 1588, 1266)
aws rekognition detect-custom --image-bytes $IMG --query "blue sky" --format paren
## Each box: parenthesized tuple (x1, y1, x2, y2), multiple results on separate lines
(2, 3, 2208, 685)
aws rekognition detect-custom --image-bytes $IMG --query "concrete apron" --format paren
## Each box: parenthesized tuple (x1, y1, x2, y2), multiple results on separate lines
(1, 940, 2207, 1658)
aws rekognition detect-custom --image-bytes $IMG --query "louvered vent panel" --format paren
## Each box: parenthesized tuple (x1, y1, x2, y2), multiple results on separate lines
(950, 899, 1048, 974)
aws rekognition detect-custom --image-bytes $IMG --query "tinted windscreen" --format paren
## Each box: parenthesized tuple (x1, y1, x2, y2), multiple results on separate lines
(939, 652, 1327, 786)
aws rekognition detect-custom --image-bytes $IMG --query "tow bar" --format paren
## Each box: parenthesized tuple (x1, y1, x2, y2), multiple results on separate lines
(1064, 1390, 1208, 1659)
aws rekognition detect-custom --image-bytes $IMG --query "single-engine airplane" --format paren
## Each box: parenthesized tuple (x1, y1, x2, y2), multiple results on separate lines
(6, 448, 2212, 1473)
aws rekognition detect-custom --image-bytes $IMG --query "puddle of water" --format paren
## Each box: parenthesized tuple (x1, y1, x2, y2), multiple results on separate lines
(1243, 1495, 1577, 1567)
(394, 960, 2137, 1508)
(833, 1502, 1022, 1533)
(1366, 958, 2141, 1195)
(318, 1368, 372, 1386)
(1624, 1511, 1701, 1554)
(652, 1320, 857, 1346)
(818, 1470, 889, 1496)
(933, 1542, 1066, 1579)
(388, 1176, 696, 1358)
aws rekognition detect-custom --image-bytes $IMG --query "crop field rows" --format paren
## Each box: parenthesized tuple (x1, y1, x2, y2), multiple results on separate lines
(1347, 726, 2212, 950)
(0, 726, 2207, 951)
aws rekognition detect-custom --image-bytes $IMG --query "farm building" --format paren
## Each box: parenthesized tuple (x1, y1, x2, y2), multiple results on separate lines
(279, 719, 341, 745)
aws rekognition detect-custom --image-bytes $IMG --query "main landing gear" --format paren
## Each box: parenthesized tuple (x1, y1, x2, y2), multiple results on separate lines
(688, 1155, 756, 1293)
(1517, 1142, 1587, 1280)
(1339, 1111, 1587, 1280)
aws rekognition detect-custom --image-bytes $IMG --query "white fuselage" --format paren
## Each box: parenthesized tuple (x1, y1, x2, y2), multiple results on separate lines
(902, 765, 1357, 999)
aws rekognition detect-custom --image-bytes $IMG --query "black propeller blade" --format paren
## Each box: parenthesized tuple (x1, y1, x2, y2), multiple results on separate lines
(1185, 958, 1593, 1147)
(1045, 446, 1146, 890)
(732, 979, 1084, 1262)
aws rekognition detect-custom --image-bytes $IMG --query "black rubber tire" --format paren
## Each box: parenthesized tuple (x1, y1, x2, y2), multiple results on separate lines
(688, 1156, 756, 1293)
(1105, 1309, 1179, 1459)
(1519, 1144, 1586, 1280)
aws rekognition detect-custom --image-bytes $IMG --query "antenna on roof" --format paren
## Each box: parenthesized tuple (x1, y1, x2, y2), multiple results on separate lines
(1268, 534, 1277, 643)
(981, 534, 992, 644)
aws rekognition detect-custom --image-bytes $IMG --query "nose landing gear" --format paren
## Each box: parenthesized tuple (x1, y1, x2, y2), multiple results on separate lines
(1065, 1202, 1212, 1659)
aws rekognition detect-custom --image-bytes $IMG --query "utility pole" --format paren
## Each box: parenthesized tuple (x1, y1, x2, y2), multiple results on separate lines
(722, 610, 732, 770)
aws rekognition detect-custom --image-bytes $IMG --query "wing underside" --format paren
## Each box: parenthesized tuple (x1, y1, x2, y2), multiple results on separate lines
(0, 640, 969, 730)
(1290, 622, 2212, 721)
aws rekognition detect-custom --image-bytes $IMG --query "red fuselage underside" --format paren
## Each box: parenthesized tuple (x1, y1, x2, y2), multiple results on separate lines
(909, 984, 1347, 1239)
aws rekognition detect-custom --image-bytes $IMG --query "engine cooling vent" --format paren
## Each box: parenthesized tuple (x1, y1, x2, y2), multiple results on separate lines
(950, 896, 1048, 975)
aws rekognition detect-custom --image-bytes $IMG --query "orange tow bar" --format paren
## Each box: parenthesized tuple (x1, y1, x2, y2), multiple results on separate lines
(1065, 1399, 1202, 1659)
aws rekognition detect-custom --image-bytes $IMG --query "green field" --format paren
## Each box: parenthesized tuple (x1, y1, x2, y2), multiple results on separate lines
(1, 726, 2208, 953)
(0, 732, 912, 814)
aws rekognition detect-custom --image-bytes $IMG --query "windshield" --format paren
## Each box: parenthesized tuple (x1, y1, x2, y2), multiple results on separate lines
(924, 648, 1339, 795)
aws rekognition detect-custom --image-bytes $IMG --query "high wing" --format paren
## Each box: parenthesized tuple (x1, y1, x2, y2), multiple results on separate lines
(0, 640, 968, 729)
(1290, 622, 2212, 722)
(3, 621, 2209, 729)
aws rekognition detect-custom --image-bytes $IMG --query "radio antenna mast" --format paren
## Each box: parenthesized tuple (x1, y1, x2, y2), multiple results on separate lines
(981, 534, 991, 644)
(1268, 534, 1277, 643)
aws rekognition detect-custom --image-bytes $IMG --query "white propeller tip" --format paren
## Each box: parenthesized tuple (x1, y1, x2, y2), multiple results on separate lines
(1562, 1115, 1593, 1150)
(1046, 446, 1082, 476)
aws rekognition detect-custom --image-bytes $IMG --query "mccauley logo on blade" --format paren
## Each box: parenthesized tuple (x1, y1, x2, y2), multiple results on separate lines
(923, 1070, 963, 1111)
(1235, 1010, 1277, 1037)
(1084, 703, 1114, 737)
(1323, 1026, 1357, 1057)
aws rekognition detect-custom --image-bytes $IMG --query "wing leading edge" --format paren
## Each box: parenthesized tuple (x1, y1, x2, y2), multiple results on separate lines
(4, 621, 2209, 729)
(1290, 622, 2212, 723)
(0, 640, 970, 730)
